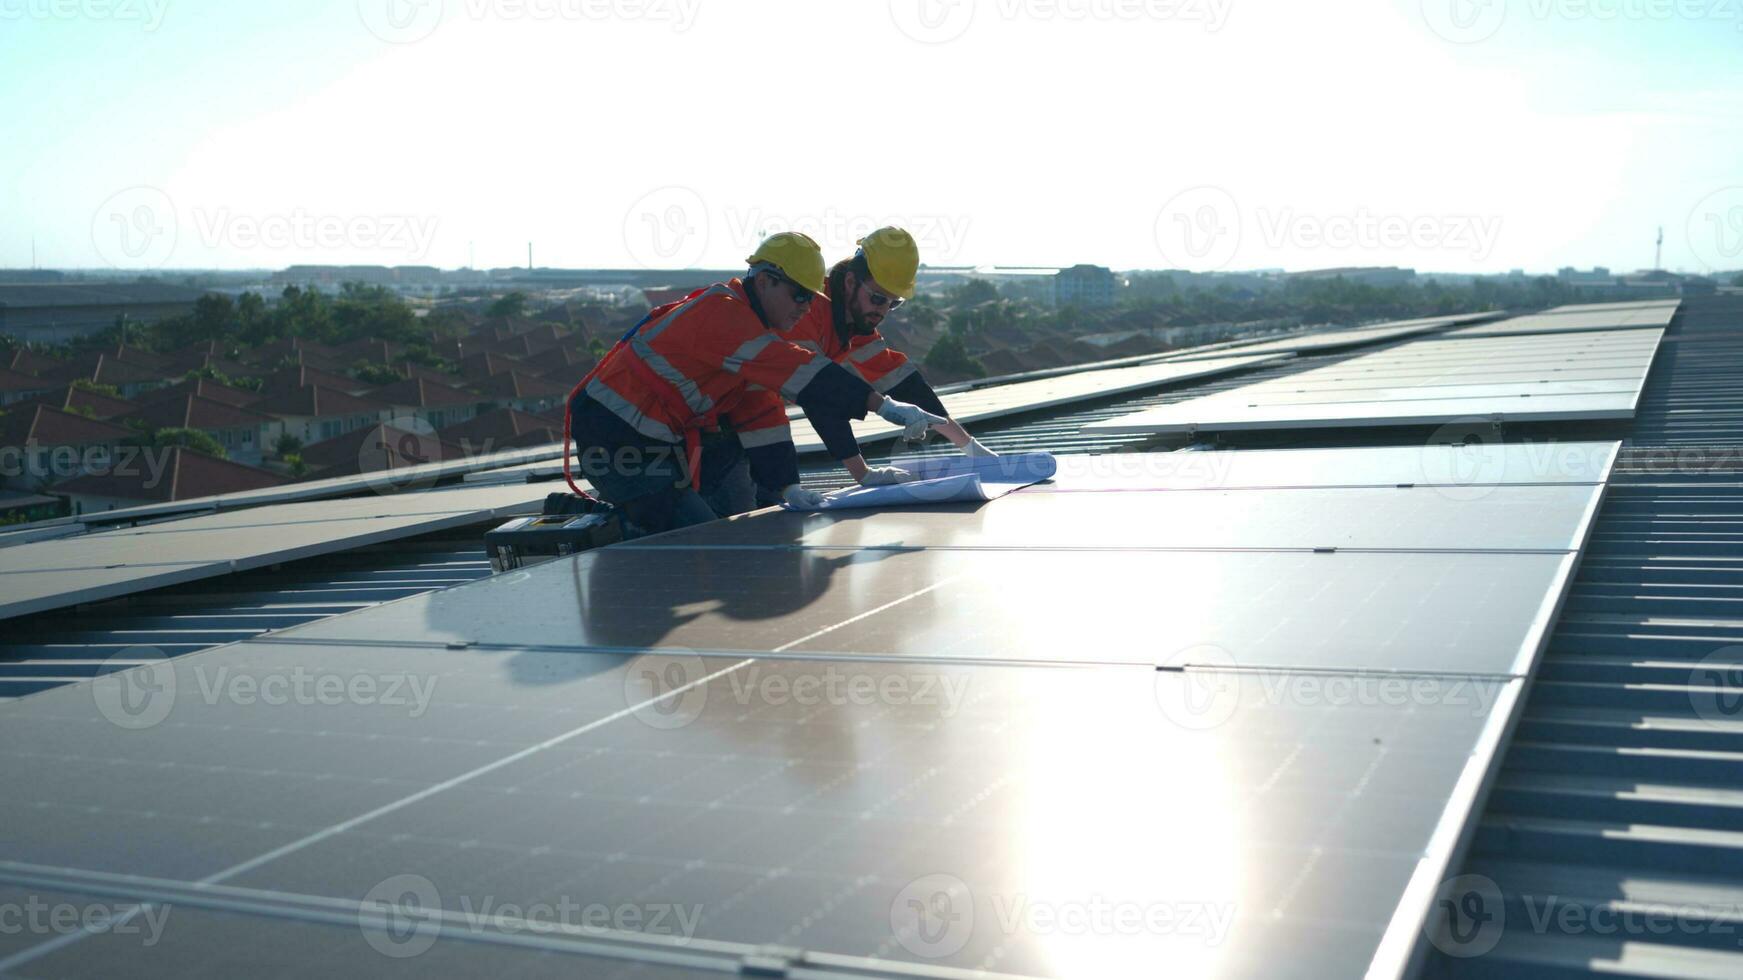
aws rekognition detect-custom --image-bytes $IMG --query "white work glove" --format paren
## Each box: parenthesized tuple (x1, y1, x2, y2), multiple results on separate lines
(876, 396, 948, 443)
(781, 484, 826, 510)
(858, 465, 912, 487)
(963, 438, 998, 458)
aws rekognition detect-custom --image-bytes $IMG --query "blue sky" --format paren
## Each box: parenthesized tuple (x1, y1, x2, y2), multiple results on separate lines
(2, 0, 1739, 274)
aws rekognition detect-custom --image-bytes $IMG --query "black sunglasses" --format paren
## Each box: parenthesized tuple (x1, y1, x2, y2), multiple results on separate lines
(862, 282, 905, 311)
(771, 273, 813, 306)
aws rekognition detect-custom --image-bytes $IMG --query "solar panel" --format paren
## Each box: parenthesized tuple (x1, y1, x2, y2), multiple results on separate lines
(0, 483, 549, 619)
(627, 484, 1604, 553)
(1158, 314, 1486, 360)
(0, 642, 1523, 979)
(1032, 441, 1618, 491)
(1447, 304, 1678, 338)
(1083, 329, 1662, 436)
(0, 446, 1608, 977)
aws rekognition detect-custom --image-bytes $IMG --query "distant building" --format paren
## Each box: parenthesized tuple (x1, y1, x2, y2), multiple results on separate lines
(0, 405, 137, 491)
(0, 283, 206, 344)
(1054, 265, 1118, 308)
(1285, 267, 1417, 288)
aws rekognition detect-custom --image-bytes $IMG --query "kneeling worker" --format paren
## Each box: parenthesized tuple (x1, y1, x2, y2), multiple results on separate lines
(790, 226, 996, 463)
(565, 231, 947, 535)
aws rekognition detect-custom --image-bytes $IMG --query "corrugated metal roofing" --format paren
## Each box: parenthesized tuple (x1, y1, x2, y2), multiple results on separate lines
(1426, 295, 1743, 979)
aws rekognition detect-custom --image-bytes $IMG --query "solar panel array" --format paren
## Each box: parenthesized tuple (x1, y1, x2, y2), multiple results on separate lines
(1083, 326, 1664, 437)
(0, 482, 549, 619)
(1445, 300, 1678, 338)
(0, 441, 1619, 978)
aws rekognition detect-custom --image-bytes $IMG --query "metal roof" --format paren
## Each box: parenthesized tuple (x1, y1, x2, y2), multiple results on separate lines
(1425, 294, 1743, 978)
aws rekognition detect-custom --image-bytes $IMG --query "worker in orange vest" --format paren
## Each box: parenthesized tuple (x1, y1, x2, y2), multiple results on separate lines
(565, 232, 947, 534)
(792, 226, 996, 460)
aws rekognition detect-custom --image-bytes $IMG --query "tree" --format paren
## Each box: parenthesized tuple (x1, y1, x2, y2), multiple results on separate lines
(273, 433, 304, 457)
(1733, 273, 1743, 288)
(71, 379, 122, 397)
(924, 330, 985, 380)
(947, 279, 999, 306)
(488, 292, 529, 318)
(283, 453, 309, 478)
(148, 427, 227, 459)
(351, 361, 401, 386)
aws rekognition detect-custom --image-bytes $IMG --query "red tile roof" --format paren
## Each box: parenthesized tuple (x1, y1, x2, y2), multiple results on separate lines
(470, 371, 568, 401)
(0, 404, 137, 448)
(51, 447, 286, 503)
(120, 394, 279, 432)
(366, 376, 479, 409)
(136, 378, 264, 409)
(458, 351, 525, 380)
(1, 366, 58, 394)
(19, 385, 138, 420)
(437, 407, 561, 449)
(248, 385, 388, 419)
(48, 354, 170, 388)
(261, 365, 370, 397)
(8, 349, 62, 376)
(298, 422, 464, 476)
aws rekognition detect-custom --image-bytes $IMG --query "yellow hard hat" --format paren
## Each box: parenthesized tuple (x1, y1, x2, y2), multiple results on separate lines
(857, 226, 919, 299)
(745, 232, 826, 295)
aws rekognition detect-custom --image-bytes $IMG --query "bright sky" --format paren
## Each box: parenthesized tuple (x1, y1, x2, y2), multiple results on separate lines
(2, 0, 1739, 275)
